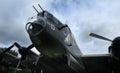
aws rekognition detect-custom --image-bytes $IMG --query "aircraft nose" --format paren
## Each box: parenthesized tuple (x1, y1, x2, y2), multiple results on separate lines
(26, 19, 46, 36)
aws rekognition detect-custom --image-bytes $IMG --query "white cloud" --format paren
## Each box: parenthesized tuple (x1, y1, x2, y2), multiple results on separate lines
(0, 0, 120, 54)
(48, 0, 120, 54)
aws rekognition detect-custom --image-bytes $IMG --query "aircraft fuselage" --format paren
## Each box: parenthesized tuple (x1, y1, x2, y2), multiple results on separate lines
(26, 11, 86, 73)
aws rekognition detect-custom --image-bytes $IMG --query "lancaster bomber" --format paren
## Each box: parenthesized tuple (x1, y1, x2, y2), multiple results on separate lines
(0, 4, 120, 73)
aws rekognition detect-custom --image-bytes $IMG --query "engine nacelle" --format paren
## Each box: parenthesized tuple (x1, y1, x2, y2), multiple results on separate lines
(109, 37, 120, 60)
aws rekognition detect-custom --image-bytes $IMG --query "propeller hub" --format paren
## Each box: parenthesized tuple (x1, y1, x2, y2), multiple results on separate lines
(109, 37, 120, 60)
(112, 37, 120, 58)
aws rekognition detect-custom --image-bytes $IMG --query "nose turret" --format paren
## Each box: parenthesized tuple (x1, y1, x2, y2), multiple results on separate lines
(26, 16, 46, 36)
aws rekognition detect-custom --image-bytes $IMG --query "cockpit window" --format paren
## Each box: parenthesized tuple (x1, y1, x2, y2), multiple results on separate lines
(44, 11, 53, 18)
(62, 26, 73, 46)
(44, 11, 63, 28)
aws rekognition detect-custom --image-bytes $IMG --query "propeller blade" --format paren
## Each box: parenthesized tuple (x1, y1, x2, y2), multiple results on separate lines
(88, 32, 112, 42)
(26, 44, 34, 50)
(3, 45, 14, 53)
(14, 59, 21, 73)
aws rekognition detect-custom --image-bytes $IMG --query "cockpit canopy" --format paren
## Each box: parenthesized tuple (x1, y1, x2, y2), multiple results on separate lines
(38, 11, 64, 28)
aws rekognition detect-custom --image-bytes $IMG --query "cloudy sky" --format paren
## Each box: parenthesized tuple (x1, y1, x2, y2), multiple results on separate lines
(0, 0, 120, 54)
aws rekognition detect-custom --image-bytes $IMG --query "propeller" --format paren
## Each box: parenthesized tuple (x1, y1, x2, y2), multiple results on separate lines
(13, 43, 34, 73)
(0, 42, 34, 73)
(88, 32, 112, 42)
(88, 32, 120, 60)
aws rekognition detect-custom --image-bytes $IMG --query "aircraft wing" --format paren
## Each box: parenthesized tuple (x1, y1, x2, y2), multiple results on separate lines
(81, 54, 111, 73)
